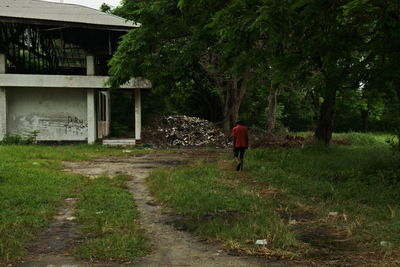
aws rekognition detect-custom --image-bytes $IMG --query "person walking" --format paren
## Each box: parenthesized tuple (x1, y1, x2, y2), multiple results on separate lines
(231, 120, 248, 171)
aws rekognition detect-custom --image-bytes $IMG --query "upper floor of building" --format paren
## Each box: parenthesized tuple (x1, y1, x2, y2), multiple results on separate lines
(0, 0, 136, 76)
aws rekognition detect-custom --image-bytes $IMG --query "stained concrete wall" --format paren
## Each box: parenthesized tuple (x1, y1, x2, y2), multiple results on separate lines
(0, 88, 6, 140)
(7, 87, 88, 141)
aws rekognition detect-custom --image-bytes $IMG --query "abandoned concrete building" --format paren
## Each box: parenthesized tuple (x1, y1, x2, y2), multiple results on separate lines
(0, 0, 150, 144)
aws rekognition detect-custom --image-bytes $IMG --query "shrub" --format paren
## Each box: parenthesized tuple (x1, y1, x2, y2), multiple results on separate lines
(0, 131, 39, 145)
(335, 132, 381, 146)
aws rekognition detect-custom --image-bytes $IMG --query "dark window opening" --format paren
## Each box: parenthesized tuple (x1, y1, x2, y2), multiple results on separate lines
(0, 21, 122, 75)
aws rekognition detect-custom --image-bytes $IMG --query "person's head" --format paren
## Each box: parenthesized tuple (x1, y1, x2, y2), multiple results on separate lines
(235, 120, 244, 126)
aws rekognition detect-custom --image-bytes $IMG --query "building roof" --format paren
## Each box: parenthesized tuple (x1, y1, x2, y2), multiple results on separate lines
(0, 0, 138, 30)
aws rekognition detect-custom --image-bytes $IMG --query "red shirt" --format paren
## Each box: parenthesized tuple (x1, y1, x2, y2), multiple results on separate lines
(231, 124, 248, 148)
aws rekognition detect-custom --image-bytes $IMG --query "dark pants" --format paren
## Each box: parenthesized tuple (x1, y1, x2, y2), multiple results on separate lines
(234, 147, 246, 159)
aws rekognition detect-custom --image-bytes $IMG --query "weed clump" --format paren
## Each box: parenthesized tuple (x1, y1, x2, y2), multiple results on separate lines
(0, 131, 38, 145)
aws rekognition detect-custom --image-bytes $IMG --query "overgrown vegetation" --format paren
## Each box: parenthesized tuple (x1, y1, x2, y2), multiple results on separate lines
(1, 133, 398, 265)
(0, 131, 39, 145)
(108, 0, 400, 143)
(0, 145, 143, 266)
(148, 163, 303, 257)
(147, 133, 400, 264)
(74, 175, 149, 262)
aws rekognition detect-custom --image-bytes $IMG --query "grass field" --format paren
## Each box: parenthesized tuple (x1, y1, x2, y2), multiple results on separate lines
(0, 145, 147, 265)
(147, 132, 400, 263)
(1, 133, 398, 265)
(247, 136, 399, 245)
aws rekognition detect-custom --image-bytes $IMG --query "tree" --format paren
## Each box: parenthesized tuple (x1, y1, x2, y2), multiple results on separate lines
(343, 0, 400, 145)
(100, 3, 112, 13)
(108, 0, 399, 143)
(108, 0, 252, 134)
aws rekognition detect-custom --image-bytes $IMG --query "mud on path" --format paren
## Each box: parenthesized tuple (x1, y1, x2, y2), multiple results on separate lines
(16, 152, 288, 267)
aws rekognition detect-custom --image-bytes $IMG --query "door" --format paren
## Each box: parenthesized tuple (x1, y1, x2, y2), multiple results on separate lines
(97, 91, 110, 139)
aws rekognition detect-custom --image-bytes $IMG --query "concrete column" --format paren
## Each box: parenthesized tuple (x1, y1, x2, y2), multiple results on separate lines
(0, 54, 6, 140)
(87, 89, 96, 144)
(0, 54, 6, 74)
(87, 55, 96, 143)
(86, 55, 95, 76)
(106, 91, 111, 135)
(0, 88, 6, 140)
(135, 89, 141, 141)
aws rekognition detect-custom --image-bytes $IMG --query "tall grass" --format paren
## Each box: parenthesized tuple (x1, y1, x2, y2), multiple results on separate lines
(147, 132, 399, 258)
(247, 138, 400, 246)
(334, 132, 392, 146)
(148, 163, 303, 256)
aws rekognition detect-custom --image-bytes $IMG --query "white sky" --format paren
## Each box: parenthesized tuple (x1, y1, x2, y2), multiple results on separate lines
(42, 0, 122, 10)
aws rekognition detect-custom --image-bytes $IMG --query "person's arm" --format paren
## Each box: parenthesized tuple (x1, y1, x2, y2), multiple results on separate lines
(245, 128, 249, 149)
(232, 127, 236, 150)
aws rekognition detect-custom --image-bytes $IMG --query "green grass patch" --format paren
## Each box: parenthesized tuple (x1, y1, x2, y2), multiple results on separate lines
(297, 131, 394, 146)
(147, 163, 303, 256)
(74, 175, 149, 262)
(147, 132, 400, 259)
(0, 144, 144, 266)
(333, 132, 393, 146)
(247, 135, 400, 248)
(0, 152, 85, 264)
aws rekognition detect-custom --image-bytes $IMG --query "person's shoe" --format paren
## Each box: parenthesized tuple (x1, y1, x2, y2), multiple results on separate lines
(236, 163, 241, 171)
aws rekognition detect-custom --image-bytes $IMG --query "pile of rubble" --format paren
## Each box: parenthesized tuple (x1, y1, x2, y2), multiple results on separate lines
(143, 115, 229, 148)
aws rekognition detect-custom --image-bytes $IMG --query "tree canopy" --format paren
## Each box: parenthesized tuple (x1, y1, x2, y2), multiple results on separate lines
(108, 0, 400, 144)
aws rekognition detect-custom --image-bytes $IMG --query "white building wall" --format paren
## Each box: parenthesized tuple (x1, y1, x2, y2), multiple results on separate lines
(0, 54, 6, 140)
(0, 88, 6, 140)
(7, 87, 88, 141)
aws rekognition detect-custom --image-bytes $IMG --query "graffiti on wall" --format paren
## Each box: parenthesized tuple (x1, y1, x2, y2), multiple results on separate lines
(11, 115, 88, 140)
(64, 116, 88, 134)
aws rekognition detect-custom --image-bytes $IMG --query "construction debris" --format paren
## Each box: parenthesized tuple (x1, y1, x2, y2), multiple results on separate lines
(143, 115, 229, 148)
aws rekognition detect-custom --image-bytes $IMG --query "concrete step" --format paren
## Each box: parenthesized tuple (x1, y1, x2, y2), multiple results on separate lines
(102, 139, 136, 146)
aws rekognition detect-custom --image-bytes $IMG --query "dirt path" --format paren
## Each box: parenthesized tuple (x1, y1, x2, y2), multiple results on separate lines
(16, 152, 288, 267)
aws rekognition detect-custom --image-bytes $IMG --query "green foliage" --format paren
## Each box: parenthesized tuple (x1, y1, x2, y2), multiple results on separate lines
(100, 3, 112, 13)
(334, 132, 384, 146)
(387, 130, 400, 156)
(0, 131, 39, 145)
(108, 0, 400, 139)
(108, 0, 226, 126)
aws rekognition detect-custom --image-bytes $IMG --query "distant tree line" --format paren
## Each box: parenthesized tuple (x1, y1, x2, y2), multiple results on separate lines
(102, 0, 400, 145)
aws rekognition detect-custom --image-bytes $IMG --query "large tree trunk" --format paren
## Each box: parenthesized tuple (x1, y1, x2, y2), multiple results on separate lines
(360, 108, 369, 132)
(397, 84, 400, 115)
(222, 115, 231, 136)
(230, 78, 248, 126)
(221, 85, 231, 135)
(315, 82, 337, 144)
(220, 78, 248, 135)
(397, 84, 400, 150)
(266, 82, 279, 134)
(308, 90, 320, 131)
(199, 51, 248, 135)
